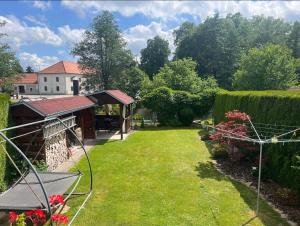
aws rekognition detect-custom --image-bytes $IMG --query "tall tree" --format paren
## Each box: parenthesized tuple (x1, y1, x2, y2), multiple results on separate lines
(113, 66, 147, 99)
(25, 66, 34, 73)
(174, 13, 292, 89)
(233, 44, 298, 90)
(140, 36, 170, 80)
(72, 11, 133, 90)
(288, 21, 300, 58)
(175, 13, 241, 88)
(173, 21, 196, 46)
(0, 21, 23, 92)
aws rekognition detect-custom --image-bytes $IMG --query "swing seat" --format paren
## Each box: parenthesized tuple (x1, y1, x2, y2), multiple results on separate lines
(0, 171, 82, 211)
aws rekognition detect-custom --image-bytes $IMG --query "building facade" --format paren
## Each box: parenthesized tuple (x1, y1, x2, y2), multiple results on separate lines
(14, 73, 39, 94)
(14, 61, 87, 95)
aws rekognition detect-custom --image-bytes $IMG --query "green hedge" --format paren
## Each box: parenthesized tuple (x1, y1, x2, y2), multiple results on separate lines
(213, 90, 300, 193)
(0, 94, 10, 191)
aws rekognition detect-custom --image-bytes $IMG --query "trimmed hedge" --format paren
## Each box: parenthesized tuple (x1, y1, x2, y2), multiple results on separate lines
(213, 90, 300, 193)
(0, 94, 10, 191)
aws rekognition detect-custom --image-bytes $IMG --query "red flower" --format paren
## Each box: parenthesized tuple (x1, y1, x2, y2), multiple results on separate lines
(9, 211, 18, 224)
(51, 213, 69, 225)
(26, 209, 46, 225)
(49, 194, 65, 206)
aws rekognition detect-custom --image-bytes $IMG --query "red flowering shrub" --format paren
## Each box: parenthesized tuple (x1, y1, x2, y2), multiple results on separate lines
(8, 194, 68, 226)
(49, 194, 65, 206)
(25, 209, 46, 225)
(51, 213, 69, 225)
(9, 211, 18, 224)
(210, 110, 257, 161)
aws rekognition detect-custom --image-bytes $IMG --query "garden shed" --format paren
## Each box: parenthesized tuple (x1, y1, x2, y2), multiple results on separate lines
(10, 96, 96, 170)
(88, 90, 134, 140)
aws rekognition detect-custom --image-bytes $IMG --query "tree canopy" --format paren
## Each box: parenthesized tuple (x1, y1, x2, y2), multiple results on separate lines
(140, 36, 170, 80)
(72, 11, 133, 90)
(174, 13, 295, 89)
(0, 21, 23, 92)
(288, 21, 300, 59)
(113, 66, 147, 99)
(233, 44, 298, 90)
(25, 66, 34, 73)
(150, 58, 218, 95)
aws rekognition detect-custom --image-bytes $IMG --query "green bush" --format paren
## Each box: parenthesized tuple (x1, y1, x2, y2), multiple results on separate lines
(178, 107, 194, 126)
(0, 94, 10, 191)
(213, 90, 300, 193)
(211, 143, 228, 159)
(142, 87, 213, 126)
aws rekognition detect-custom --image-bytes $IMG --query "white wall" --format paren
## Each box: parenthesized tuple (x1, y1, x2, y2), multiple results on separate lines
(37, 73, 86, 95)
(14, 84, 39, 94)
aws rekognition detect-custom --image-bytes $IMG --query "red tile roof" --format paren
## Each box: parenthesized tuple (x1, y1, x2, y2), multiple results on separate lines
(39, 61, 85, 75)
(22, 96, 95, 116)
(106, 90, 134, 105)
(14, 73, 38, 84)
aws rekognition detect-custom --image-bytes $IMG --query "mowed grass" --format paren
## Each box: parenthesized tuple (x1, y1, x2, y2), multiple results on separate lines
(67, 128, 288, 226)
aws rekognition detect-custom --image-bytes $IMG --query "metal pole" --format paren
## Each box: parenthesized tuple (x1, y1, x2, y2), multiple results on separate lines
(256, 142, 263, 215)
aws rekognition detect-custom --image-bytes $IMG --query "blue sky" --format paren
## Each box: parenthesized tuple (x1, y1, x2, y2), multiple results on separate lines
(0, 0, 299, 71)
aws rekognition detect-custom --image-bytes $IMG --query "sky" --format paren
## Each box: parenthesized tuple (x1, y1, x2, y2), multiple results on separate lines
(0, 0, 300, 71)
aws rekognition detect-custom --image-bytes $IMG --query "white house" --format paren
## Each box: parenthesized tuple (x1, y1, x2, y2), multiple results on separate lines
(38, 61, 87, 95)
(13, 61, 87, 95)
(14, 73, 39, 94)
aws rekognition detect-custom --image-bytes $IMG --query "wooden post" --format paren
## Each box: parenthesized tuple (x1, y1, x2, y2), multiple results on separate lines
(119, 104, 124, 140)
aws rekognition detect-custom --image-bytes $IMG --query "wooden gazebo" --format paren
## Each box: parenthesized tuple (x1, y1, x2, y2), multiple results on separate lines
(88, 90, 134, 140)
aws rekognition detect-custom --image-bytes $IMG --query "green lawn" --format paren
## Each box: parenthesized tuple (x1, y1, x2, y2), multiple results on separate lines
(67, 128, 288, 226)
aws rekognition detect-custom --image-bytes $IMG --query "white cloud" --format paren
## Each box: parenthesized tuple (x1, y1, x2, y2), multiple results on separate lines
(61, 1, 300, 21)
(58, 50, 65, 55)
(32, 1, 51, 10)
(124, 22, 176, 57)
(19, 52, 59, 71)
(58, 25, 85, 44)
(0, 15, 62, 49)
(24, 15, 47, 27)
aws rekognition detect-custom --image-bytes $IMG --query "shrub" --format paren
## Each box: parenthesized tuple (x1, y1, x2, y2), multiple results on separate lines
(211, 143, 228, 159)
(142, 86, 212, 126)
(0, 94, 10, 191)
(178, 107, 194, 126)
(213, 90, 300, 193)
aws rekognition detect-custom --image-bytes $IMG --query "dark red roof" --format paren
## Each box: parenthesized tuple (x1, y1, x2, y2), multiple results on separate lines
(21, 96, 95, 116)
(106, 90, 134, 105)
(89, 90, 134, 105)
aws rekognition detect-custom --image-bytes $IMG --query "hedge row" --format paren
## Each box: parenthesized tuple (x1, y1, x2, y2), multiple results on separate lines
(0, 94, 10, 191)
(213, 90, 300, 193)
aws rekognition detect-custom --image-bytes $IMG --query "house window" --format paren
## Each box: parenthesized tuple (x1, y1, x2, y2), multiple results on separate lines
(56, 77, 59, 82)
(44, 86, 48, 91)
(56, 86, 60, 91)
(44, 77, 47, 82)
(30, 88, 33, 92)
(71, 86, 73, 91)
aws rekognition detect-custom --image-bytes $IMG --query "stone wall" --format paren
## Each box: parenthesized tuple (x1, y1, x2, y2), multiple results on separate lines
(45, 132, 68, 171)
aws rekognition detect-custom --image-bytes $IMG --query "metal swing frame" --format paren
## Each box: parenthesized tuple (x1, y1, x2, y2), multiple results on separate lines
(205, 115, 300, 219)
(0, 117, 93, 226)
